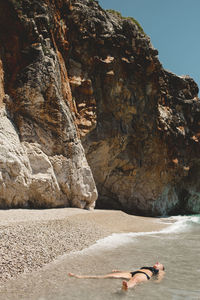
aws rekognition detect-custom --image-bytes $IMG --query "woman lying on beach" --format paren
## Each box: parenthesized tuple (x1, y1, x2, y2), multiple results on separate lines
(68, 262, 165, 290)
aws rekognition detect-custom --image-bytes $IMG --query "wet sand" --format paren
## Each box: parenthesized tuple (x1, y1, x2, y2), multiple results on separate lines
(0, 208, 167, 283)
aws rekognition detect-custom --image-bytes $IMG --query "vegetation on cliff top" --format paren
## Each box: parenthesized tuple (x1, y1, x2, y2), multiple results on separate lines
(88, 0, 144, 34)
(106, 9, 145, 35)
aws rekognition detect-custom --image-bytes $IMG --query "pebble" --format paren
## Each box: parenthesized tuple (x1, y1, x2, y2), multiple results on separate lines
(0, 217, 109, 282)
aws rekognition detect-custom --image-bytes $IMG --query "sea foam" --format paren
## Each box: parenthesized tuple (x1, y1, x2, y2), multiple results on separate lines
(76, 214, 200, 254)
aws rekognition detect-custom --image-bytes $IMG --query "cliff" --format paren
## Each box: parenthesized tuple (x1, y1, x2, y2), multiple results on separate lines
(0, 0, 199, 215)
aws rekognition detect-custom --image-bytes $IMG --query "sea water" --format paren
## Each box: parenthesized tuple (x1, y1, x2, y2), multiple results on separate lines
(1, 215, 200, 300)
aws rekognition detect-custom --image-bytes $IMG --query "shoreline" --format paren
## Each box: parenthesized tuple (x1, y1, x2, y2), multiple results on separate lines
(0, 208, 168, 283)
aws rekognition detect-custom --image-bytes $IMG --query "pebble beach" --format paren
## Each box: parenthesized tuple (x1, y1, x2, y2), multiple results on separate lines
(0, 208, 167, 283)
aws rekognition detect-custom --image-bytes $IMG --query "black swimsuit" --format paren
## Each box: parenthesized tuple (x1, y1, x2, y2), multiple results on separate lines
(130, 267, 159, 280)
(141, 267, 159, 276)
(130, 270, 150, 280)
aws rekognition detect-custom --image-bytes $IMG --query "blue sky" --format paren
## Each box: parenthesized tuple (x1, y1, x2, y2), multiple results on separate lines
(98, 0, 200, 93)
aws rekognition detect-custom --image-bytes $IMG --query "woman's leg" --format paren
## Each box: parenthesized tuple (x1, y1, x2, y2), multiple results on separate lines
(122, 278, 137, 290)
(122, 273, 148, 290)
(68, 272, 132, 280)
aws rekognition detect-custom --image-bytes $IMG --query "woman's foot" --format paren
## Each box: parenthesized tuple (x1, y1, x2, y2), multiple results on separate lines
(122, 280, 128, 290)
(68, 273, 75, 277)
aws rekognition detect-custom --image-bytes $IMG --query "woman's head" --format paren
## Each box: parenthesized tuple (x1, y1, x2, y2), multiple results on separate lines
(153, 262, 165, 271)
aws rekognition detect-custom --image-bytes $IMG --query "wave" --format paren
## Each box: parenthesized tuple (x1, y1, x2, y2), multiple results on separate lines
(75, 214, 200, 254)
(163, 214, 200, 232)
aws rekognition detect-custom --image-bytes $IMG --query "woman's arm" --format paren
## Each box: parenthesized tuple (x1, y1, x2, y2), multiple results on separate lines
(154, 271, 165, 283)
(112, 269, 130, 273)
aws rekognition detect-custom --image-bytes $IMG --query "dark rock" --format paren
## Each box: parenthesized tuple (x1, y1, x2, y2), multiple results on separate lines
(0, 0, 199, 215)
(66, 0, 200, 215)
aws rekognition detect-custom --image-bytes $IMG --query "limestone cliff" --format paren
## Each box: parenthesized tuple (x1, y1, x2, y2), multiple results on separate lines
(0, 0, 199, 215)
(0, 0, 97, 209)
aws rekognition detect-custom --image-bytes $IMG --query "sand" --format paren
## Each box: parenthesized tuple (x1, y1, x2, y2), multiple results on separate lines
(0, 208, 167, 282)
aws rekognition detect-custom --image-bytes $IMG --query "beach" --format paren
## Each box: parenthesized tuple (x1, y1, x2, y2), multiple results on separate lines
(1, 210, 200, 300)
(0, 208, 167, 283)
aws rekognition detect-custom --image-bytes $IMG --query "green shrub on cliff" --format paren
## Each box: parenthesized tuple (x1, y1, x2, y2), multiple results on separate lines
(106, 9, 122, 18)
(89, 0, 99, 3)
(106, 9, 145, 35)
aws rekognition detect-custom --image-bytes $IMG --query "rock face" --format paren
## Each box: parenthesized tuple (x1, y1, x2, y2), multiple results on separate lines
(66, 0, 200, 215)
(0, 0, 97, 209)
(0, 0, 199, 215)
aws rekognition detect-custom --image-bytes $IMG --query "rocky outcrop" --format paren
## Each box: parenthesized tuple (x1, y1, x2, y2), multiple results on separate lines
(0, 0, 199, 215)
(0, 107, 96, 208)
(66, 0, 200, 215)
(0, 0, 97, 209)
